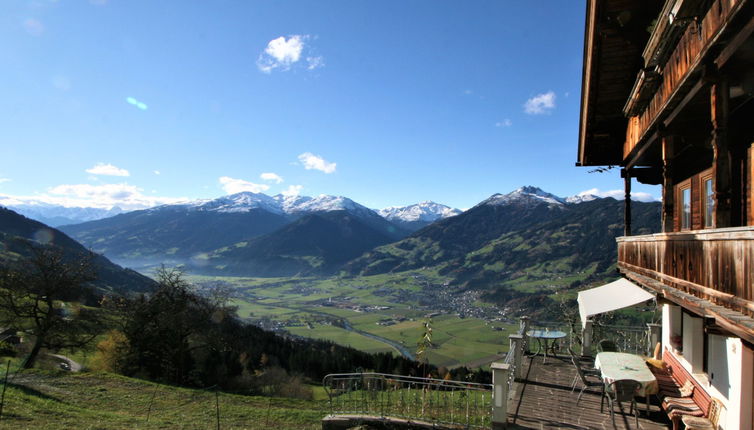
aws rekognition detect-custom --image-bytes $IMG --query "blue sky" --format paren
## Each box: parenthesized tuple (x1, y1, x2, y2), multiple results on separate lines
(0, 0, 658, 210)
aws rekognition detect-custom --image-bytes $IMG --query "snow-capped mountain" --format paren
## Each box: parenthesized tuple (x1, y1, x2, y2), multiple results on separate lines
(180, 192, 284, 214)
(379, 201, 461, 222)
(173, 192, 377, 219)
(478, 186, 566, 208)
(565, 193, 600, 204)
(0, 198, 125, 227)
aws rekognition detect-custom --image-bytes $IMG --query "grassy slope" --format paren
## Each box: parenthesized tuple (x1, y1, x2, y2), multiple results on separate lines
(3, 370, 324, 429)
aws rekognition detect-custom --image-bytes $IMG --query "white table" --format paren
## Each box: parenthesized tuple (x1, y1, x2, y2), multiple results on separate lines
(595, 352, 658, 413)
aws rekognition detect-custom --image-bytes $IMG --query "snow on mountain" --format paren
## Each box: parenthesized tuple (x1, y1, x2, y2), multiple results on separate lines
(378, 201, 462, 223)
(479, 186, 565, 207)
(162, 192, 378, 218)
(565, 193, 600, 204)
(185, 192, 283, 214)
(275, 194, 375, 217)
(0, 198, 125, 226)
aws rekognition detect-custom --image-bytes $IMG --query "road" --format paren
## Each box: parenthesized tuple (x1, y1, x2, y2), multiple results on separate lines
(48, 354, 82, 372)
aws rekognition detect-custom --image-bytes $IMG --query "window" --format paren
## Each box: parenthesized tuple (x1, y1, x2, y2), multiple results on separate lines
(702, 175, 714, 228)
(681, 186, 692, 230)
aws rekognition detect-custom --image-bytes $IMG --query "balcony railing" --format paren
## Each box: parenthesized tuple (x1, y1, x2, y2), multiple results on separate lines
(322, 317, 654, 429)
(624, 0, 743, 158)
(617, 227, 754, 318)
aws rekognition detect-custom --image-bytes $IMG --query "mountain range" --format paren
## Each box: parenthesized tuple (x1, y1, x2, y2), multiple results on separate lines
(0, 197, 126, 227)
(49, 187, 660, 284)
(59, 192, 428, 273)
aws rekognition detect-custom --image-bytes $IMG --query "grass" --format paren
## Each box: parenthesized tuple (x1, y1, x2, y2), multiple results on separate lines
(285, 323, 394, 354)
(1, 370, 325, 429)
(186, 272, 517, 368)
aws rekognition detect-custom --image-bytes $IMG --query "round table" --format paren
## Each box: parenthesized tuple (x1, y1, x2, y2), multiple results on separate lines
(526, 329, 566, 363)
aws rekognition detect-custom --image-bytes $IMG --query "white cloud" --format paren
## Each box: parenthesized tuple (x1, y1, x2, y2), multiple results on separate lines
(495, 119, 512, 127)
(218, 176, 270, 194)
(256, 35, 323, 73)
(0, 183, 187, 210)
(260, 172, 284, 184)
(307, 56, 324, 70)
(298, 152, 336, 174)
(524, 91, 556, 115)
(0, 178, 10, 184)
(578, 188, 658, 202)
(153, 170, 161, 175)
(22, 18, 44, 36)
(463, 89, 473, 95)
(86, 163, 130, 177)
(281, 185, 303, 196)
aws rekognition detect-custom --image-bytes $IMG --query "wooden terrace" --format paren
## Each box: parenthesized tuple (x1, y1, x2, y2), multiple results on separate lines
(508, 355, 671, 429)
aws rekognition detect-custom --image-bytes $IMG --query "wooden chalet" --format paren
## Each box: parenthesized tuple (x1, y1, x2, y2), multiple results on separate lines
(578, 0, 754, 428)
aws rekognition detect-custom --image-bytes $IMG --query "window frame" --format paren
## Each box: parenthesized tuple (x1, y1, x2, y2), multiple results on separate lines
(678, 179, 692, 231)
(700, 169, 714, 229)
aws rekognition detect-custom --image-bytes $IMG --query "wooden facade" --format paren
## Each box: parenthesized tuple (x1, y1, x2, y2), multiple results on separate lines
(579, 1, 754, 427)
(579, 0, 754, 337)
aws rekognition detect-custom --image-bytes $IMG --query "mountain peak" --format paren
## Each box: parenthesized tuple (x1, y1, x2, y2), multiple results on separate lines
(378, 201, 461, 223)
(479, 186, 565, 207)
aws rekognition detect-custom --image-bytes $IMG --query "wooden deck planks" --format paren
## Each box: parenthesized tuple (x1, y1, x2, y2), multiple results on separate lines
(508, 355, 671, 429)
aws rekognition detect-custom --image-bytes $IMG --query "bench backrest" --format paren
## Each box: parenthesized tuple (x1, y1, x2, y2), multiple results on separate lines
(662, 348, 712, 416)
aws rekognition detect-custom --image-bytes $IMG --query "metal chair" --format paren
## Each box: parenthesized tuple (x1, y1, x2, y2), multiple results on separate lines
(567, 347, 600, 383)
(598, 339, 619, 352)
(570, 356, 604, 405)
(603, 379, 641, 428)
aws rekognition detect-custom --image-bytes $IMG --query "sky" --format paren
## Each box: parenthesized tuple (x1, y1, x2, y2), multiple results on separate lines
(0, 0, 659, 211)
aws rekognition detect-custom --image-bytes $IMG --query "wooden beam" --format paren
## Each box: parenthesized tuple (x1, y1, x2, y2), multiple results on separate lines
(618, 261, 754, 314)
(711, 79, 734, 228)
(623, 169, 632, 236)
(662, 136, 676, 232)
(621, 269, 754, 344)
(715, 15, 754, 70)
(625, 130, 660, 169)
(663, 77, 706, 129)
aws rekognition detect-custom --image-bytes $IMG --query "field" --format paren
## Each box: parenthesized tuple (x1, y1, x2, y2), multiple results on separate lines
(2, 369, 324, 429)
(188, 272, 517, 369)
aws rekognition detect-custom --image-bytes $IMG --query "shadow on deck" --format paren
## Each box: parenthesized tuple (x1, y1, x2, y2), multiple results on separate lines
(508, 355, 671, 429)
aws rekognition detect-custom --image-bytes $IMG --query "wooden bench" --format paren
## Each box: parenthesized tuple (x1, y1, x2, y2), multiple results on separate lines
(648, 349, 711, 430)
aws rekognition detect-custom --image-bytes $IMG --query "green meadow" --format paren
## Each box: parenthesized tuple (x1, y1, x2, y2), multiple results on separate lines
(187, 272, 516, 369)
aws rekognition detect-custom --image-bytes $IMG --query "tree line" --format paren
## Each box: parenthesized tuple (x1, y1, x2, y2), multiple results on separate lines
(0, 245, 489, 398)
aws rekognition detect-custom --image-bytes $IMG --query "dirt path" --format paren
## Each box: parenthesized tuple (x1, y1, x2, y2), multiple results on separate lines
(47, 354, 83, 372)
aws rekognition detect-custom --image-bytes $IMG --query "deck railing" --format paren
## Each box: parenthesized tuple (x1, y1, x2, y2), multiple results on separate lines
(322, 317, 653, 428)
(617, 228, 754, 318)
(527, 320, 652, 356)
(624, 0, 742, 158)
(322, 372, 493, 429)
(323, 316, 531, 428)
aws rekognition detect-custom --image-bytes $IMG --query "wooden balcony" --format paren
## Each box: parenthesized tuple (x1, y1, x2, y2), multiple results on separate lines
(617, 227, 754, 319)
(623, 0, 746, 159)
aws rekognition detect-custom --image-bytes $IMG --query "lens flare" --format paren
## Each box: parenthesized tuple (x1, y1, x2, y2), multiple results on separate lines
(126, 97, 148, 111)
(33, 228, 54, 244)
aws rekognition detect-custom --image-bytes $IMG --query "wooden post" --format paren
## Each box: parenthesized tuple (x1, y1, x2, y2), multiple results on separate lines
(491, 362, 510, 429)
(662, 136, 675, 232)
(647, 323, 662, 357)
(519, 316, 530, 354)
(623, 169, 632, 236)
(509, 334, 524, 379)
(581, 320, 593, 357)
(712, 79, 733, 227)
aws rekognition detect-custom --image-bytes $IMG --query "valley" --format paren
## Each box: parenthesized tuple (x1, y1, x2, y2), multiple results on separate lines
(188, 271, 537, 369)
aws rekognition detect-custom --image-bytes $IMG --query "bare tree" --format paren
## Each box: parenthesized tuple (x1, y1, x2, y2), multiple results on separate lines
(0, 246, 101, 368)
